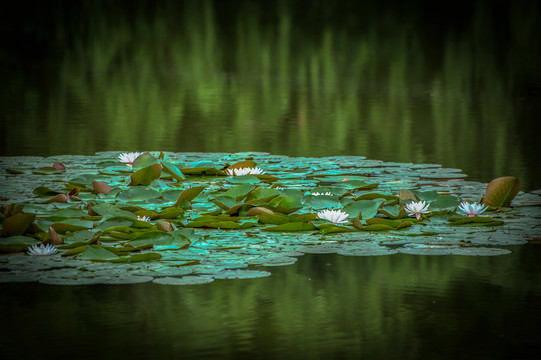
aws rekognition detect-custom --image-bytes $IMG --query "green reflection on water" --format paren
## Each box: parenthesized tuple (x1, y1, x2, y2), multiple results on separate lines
(1, 247, 540, 359)
(1, 1, 539, 190)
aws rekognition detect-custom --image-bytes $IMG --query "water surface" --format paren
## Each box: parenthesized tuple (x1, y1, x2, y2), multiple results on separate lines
(1, 0, 539, 189)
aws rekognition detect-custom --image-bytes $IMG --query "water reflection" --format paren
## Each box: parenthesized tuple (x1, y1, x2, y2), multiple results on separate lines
(2, 246, 540, 359)
(0, 1, 539, 190)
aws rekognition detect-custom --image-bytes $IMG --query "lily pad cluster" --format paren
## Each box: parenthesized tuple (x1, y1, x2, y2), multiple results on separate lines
(0, 152, 540, 285)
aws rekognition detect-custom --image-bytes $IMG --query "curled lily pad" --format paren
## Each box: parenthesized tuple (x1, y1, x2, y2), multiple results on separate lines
(1, 213, 36, 236)
(481, 176, 521, 207)
(92, 181, 112, 194)
(129, 163, 162, 186)
(160, 161, 185, 181)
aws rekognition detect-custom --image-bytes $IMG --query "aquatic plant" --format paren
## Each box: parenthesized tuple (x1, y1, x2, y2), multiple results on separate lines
(317, 210, 349, 224)
(226, 167, 265, 176)
(458, 201, 488, 217)
(404, 201, 430, 220)
(0, 152, 537, 286)
(27, 244, 58, 256)
(118, 152, 143, 165)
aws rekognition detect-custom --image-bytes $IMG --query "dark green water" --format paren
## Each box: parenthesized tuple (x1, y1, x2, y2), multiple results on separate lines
(1, 0, 540, 190)
(1, 1, 540, 359)
(2, 247, 541, 360)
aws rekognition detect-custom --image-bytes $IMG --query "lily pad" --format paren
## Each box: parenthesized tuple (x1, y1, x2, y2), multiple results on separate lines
(130, 163, 162, 186)
(481, 176, 521, 207)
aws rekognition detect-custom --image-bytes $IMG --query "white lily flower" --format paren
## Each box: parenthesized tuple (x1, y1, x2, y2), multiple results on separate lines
(226, 167, 265, 176)
(311, 192, 333, 196)
(404, 201, 430, 220)
(137, 215, 151, 222)
(27, 243, 58, 256)
(118, 152, 143, 165)
(317, 209, 349, 224)
(458, 201, 488, 217)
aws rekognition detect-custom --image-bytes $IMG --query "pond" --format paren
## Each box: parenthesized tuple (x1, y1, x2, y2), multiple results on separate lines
(1, 1, 540, 359)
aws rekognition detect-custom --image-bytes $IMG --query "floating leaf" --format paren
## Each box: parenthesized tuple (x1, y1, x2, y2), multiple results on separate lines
(226, 175, 261, 184)
(161, 161, 185, 181)
(80, 246, 120, 261)
(1, 214, 36, 236)
(157, 221, 175, 232)
(44, 226, 63, 245)
(119, 187, 161, 201)
(399, 189, 418, 202)
(52, 162, 66, 170)
(227, 160, 257, 170)
(132, 152, 158, 169)
(481, 176, 521, 207)
(342, 199, 385, 220)
(33, 187, 62, 197)
(92, 181, 112, 194)
(245, 188, 281, 204)
(222, 184, 257, 201)
(91, 203, 137, 220)
(110, 252, 162, 263)
(180, 167, 225, 176)
(267, 195, 303, 214)
(0, 236, 40, 253)
(366, 218, 411, 229)
(44, 194, 69, 204)
(130, 231, 190, 249)
(448, 217, 503, 226)
(318, 224, 357, 234)
(51, 219, 93, 233)
(157, 207, 184, 219)
(378, 204, 406, 219)
(247, 207, 275, 217)
(264, 222, 316, 231)
(173, 186, 205, 207)
(129, 163, 162, 186)
(363, 224, 395, 231)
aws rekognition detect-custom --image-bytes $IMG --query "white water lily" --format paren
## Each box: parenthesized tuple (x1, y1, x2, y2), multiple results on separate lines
(27, 243, 58, 256)
(226, 167, 265, 176)
(311, 192, 333, 196)
(404, 201, 430, 220)
(137, 215, 151, 222)
(118, 152, 143, 165)
(317, 209, 349, 224)
(458, 201, 488, 217)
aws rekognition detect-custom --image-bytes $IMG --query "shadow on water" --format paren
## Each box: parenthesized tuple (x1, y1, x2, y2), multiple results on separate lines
(0, 0, 540, 190)
(2, 245, 540, 359)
